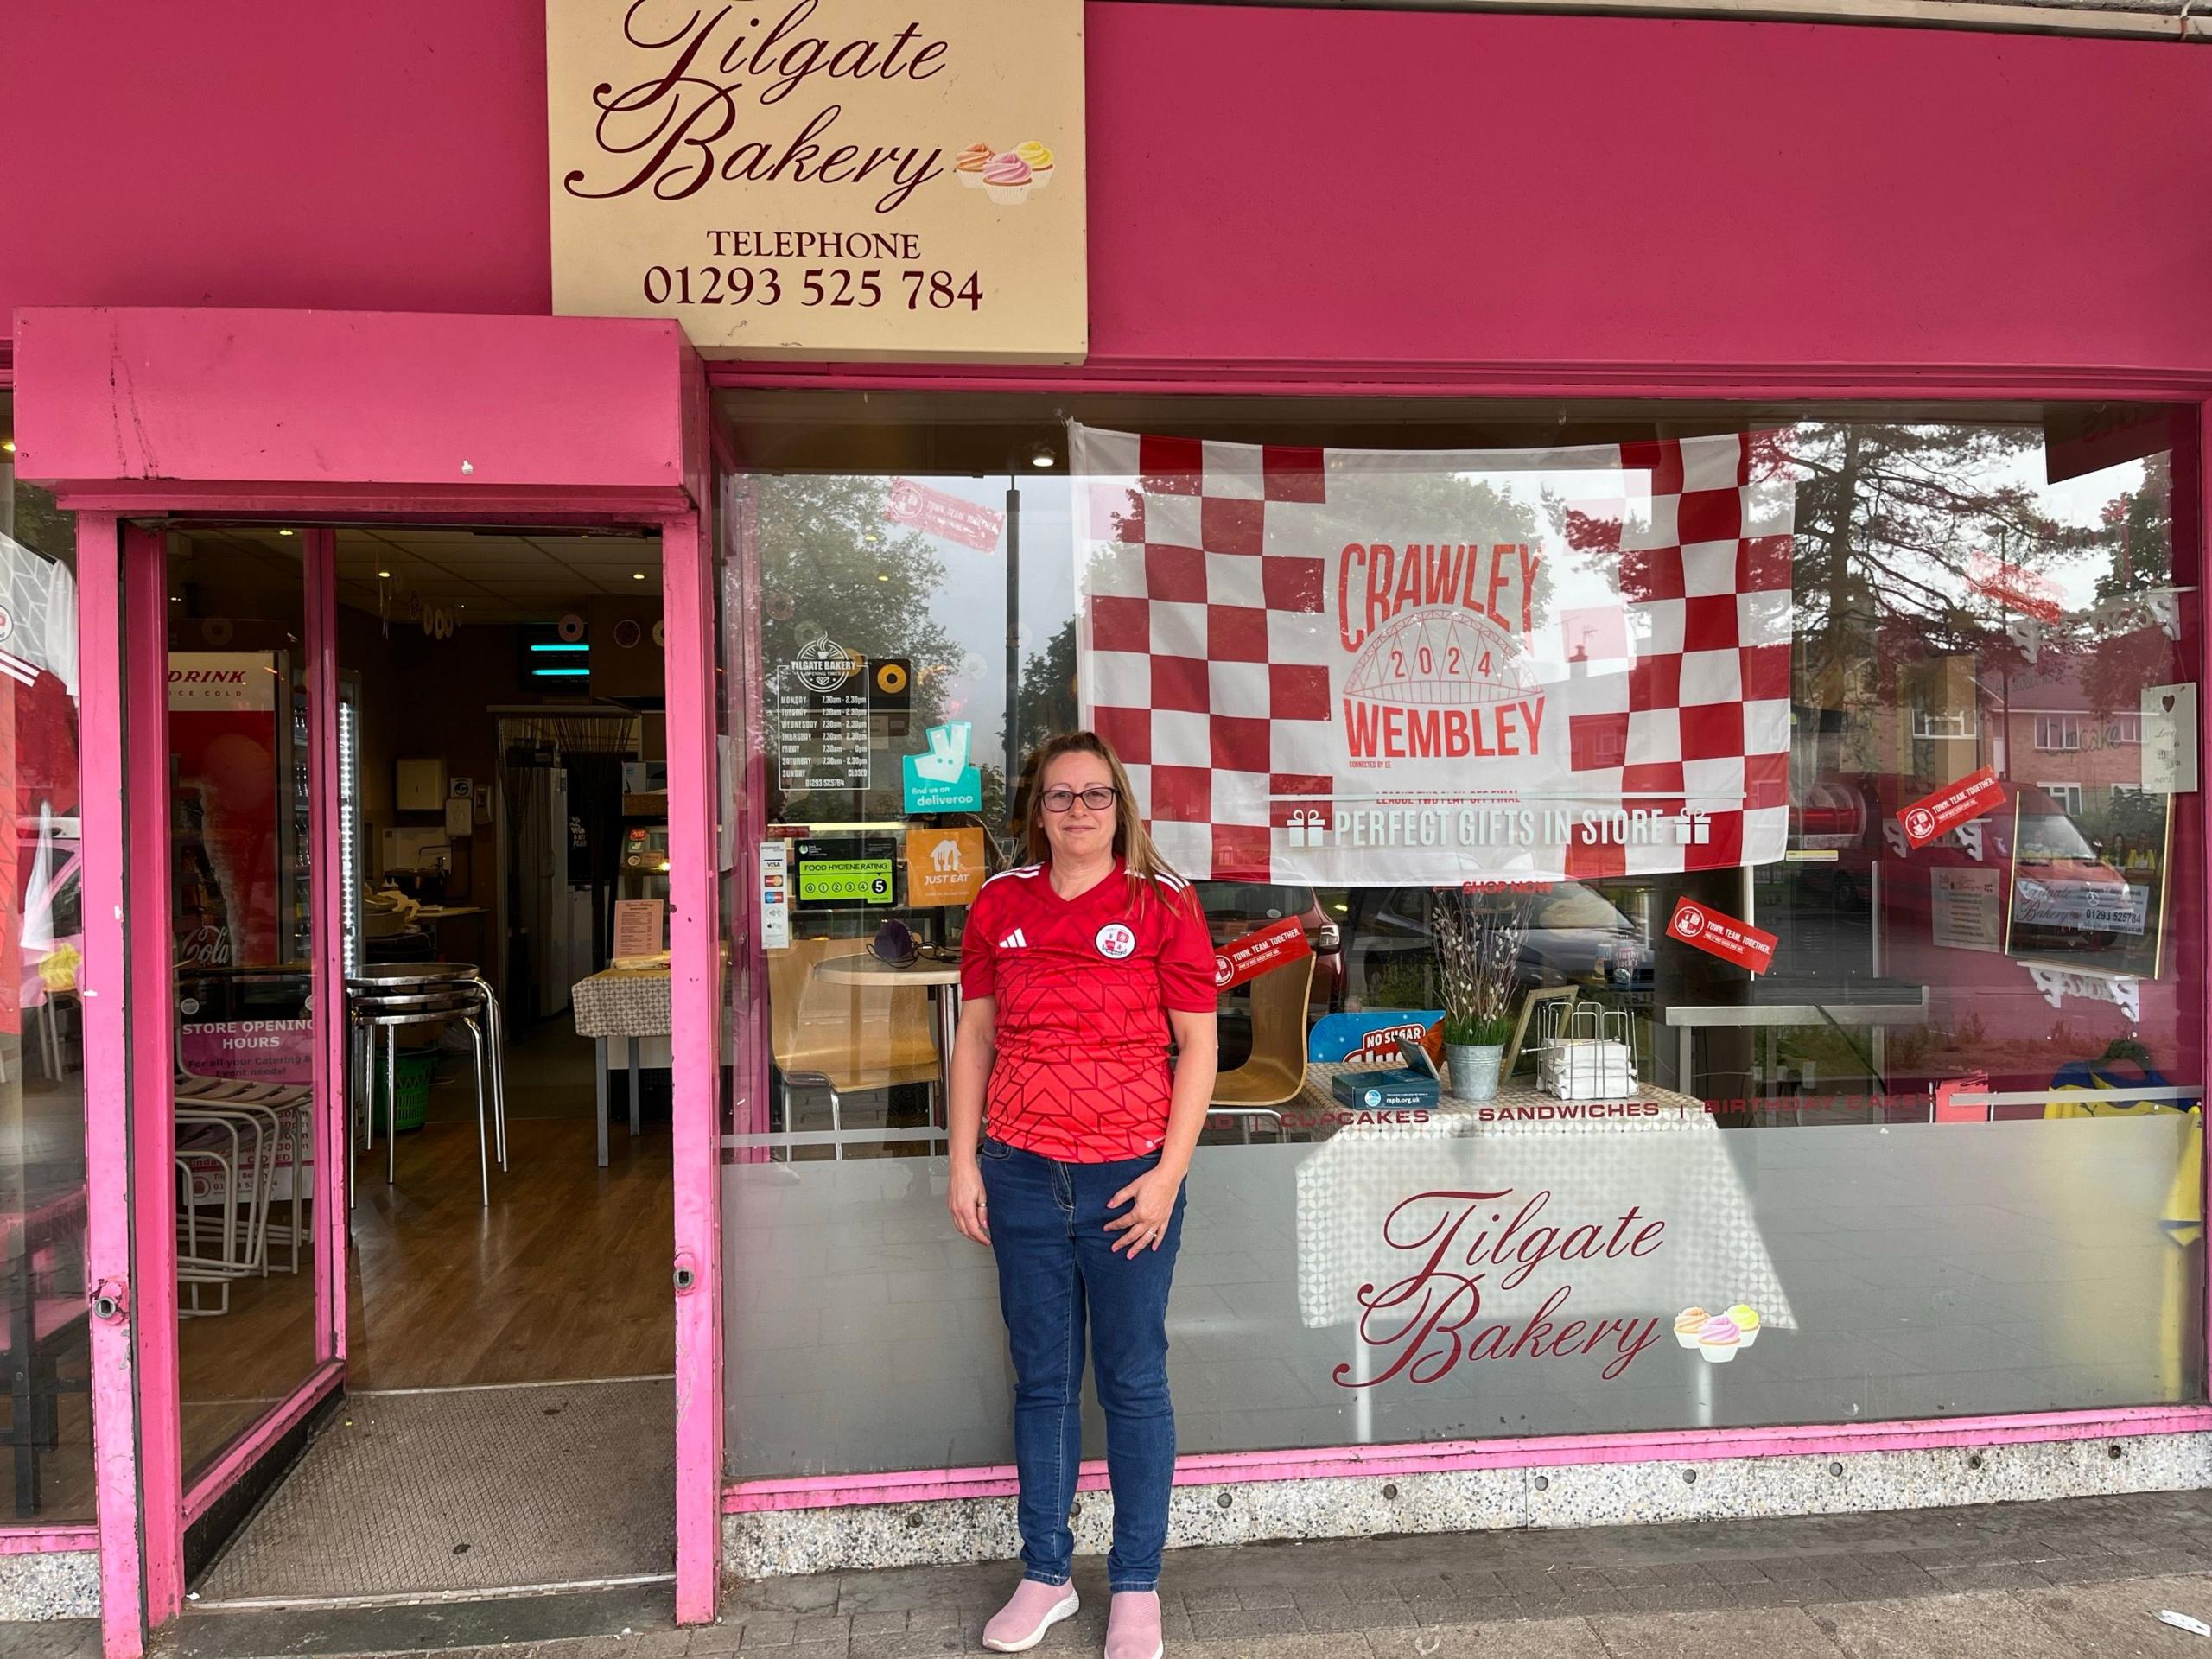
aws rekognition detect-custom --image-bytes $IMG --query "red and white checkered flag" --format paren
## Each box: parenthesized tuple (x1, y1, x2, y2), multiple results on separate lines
(1072, 425, 1794, 886)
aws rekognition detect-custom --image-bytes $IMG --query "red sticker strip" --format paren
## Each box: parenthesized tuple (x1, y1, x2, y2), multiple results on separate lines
(1667, 897, 1777, 974)
(1897, 766, 2006, 849)
(1212, 916, 1313, 990)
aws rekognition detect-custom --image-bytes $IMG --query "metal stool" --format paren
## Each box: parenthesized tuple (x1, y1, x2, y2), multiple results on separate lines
(348, 964, 507, 1161)
(346, 964, 506, 1206)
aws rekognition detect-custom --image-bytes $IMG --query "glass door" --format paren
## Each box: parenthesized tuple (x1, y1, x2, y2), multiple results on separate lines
(164, 523, 348, 1536)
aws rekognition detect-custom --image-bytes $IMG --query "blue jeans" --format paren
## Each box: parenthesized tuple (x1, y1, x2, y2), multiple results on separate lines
(979, 1136, 1185, 1592)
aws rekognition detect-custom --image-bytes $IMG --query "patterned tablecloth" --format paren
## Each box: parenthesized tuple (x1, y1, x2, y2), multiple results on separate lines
(570, 966, 671, 1040)
(1292, 1065, 1796, 1334)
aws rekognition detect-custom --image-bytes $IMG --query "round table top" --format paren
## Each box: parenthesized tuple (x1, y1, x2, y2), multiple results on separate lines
(347, 963, 480, 988)
(812, 953, 964, 987)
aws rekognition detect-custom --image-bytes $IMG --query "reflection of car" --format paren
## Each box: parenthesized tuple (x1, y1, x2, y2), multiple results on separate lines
(1885, 782, 2137, 953)
(1193, 880, 1343, 1007)
(1342, 882, 1653, 1004)
(1786, 778, 1877, 910)
(1995, 790, 2136, 950)
(1193, 881, 1343, 1069)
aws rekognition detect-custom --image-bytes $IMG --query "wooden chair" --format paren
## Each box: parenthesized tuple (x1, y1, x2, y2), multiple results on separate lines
(1211, 955, 1315, 1133)
(766, 938, 941, 1156)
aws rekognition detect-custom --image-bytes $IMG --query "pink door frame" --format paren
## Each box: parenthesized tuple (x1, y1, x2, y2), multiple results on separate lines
(76, 505, 721, 1646)
(10, 307, 721, 1651)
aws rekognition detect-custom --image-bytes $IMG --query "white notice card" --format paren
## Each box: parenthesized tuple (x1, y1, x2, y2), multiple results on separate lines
(2142, 683, 2198, 795)
(613, 899, 666, 964)
(1930, 867, 2003, 954)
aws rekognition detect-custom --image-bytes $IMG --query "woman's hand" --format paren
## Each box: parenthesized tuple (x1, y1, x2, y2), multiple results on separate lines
(948, 1158, 991, 1245)
(1105, 1164, 1184, 1257)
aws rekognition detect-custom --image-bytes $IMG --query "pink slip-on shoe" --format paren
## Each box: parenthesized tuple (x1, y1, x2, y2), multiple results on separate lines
(1106, 1590, 1164, 1659)
(982, 1579, 1079, 1652)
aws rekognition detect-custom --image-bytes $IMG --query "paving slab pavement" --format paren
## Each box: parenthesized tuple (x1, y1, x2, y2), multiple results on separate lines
(15, 1488, 2212, 1656)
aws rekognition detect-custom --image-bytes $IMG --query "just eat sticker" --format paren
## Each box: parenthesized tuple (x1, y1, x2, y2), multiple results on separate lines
(1668, 898, 1777, 975)
(1898, 767, 2005, 849)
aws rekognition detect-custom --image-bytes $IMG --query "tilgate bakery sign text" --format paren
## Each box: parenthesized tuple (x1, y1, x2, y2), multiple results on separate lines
(548, 0, 1086, 359)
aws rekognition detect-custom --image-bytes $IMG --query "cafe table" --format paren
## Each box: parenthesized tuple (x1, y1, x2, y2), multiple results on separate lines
(570, 963, 671, 1166)
(810, 953, 964, 1105)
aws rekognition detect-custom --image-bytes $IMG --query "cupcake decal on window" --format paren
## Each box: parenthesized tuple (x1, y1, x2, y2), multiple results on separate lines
(1676, 1303, 1763, 1363)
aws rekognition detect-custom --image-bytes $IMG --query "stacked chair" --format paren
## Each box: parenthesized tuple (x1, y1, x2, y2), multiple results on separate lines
(173, 983, 315, 1318)
(345, 963, 507, 1205)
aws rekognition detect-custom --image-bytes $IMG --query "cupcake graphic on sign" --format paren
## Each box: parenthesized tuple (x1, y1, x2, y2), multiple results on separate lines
(959, 138, 1055, 205)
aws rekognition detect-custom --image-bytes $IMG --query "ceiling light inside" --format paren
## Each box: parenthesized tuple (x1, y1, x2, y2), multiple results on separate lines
(1029, 444, 1054, 468)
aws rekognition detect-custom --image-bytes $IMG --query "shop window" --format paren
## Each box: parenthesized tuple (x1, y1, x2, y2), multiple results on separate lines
(715, 395, 2202, 1483)
(0, 393, 92, 1522)
(1911, 709, 1975, 739)
(2035, 714, 2082, 751)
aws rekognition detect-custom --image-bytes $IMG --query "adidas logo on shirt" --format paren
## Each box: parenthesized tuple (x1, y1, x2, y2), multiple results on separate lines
(998, 928, 1029, 949)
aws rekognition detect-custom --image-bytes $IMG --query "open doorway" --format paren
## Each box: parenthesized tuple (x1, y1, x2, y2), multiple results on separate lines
(162, 523, 677, 1606)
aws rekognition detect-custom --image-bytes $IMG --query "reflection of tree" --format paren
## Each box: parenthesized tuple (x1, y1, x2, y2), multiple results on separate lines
(2082, 453, 2176, 721)
(1017, 617, 1077, 749)
(1786, 423, 2064, 695)
(1774, 423, 2180, 790)
(1777, 423, 2077, 786)
(2092, 452, 2173, 602)
(10, 484, 76, 568)
(755, 475, 962, 820)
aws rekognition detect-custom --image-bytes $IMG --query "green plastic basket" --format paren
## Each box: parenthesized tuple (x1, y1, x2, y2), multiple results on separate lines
(368, 1047, 437, 1134)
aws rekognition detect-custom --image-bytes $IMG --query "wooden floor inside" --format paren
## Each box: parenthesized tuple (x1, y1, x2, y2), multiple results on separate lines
(179, 1022, 675, 1482)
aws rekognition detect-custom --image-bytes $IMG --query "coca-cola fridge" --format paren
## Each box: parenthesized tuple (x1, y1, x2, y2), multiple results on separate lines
(169, 651, 361, 1060)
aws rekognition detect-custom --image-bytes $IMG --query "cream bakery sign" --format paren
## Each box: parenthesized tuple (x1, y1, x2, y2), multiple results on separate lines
(548, 1, 1085, 360)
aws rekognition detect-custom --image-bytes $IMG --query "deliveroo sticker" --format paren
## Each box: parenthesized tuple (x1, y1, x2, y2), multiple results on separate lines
(903, 721, 983, 813)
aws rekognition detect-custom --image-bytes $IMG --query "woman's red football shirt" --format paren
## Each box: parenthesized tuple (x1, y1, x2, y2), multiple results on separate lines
(961, 860, 1217, 1161)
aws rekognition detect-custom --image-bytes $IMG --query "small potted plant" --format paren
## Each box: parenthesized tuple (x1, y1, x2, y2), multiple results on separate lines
(1436, 892, 1523, 1102)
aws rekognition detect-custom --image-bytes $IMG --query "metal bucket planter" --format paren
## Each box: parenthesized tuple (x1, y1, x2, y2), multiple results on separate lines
(1446, 1042, 1506, 1101)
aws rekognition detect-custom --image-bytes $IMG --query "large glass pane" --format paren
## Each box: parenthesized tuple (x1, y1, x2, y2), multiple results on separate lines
(0, 393, 92, 1521)
(717, 395, 2202, 1479)
(169, 527, 321, 1481)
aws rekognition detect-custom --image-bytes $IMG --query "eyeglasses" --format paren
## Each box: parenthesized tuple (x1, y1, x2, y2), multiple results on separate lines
(1040, 785, 1118, 814)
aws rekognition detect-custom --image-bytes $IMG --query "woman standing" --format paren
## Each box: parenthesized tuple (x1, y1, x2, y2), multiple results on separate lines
(949, 731, 1219, 1659)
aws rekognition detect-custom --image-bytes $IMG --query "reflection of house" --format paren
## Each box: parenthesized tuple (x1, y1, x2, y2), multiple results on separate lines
(1994, 659, 2145, 822)
(1840, 632, 2157, 830)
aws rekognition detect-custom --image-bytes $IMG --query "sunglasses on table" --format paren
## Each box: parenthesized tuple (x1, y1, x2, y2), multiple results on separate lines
(1039, 785, 1119, 813)
(868, 919, 957, 969)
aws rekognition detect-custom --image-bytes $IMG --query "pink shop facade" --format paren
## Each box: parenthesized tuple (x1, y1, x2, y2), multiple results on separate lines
(4, 2, 2212, 1653)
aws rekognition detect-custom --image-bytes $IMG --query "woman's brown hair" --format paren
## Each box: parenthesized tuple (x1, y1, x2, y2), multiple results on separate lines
(1020, 730, 1185, 904)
